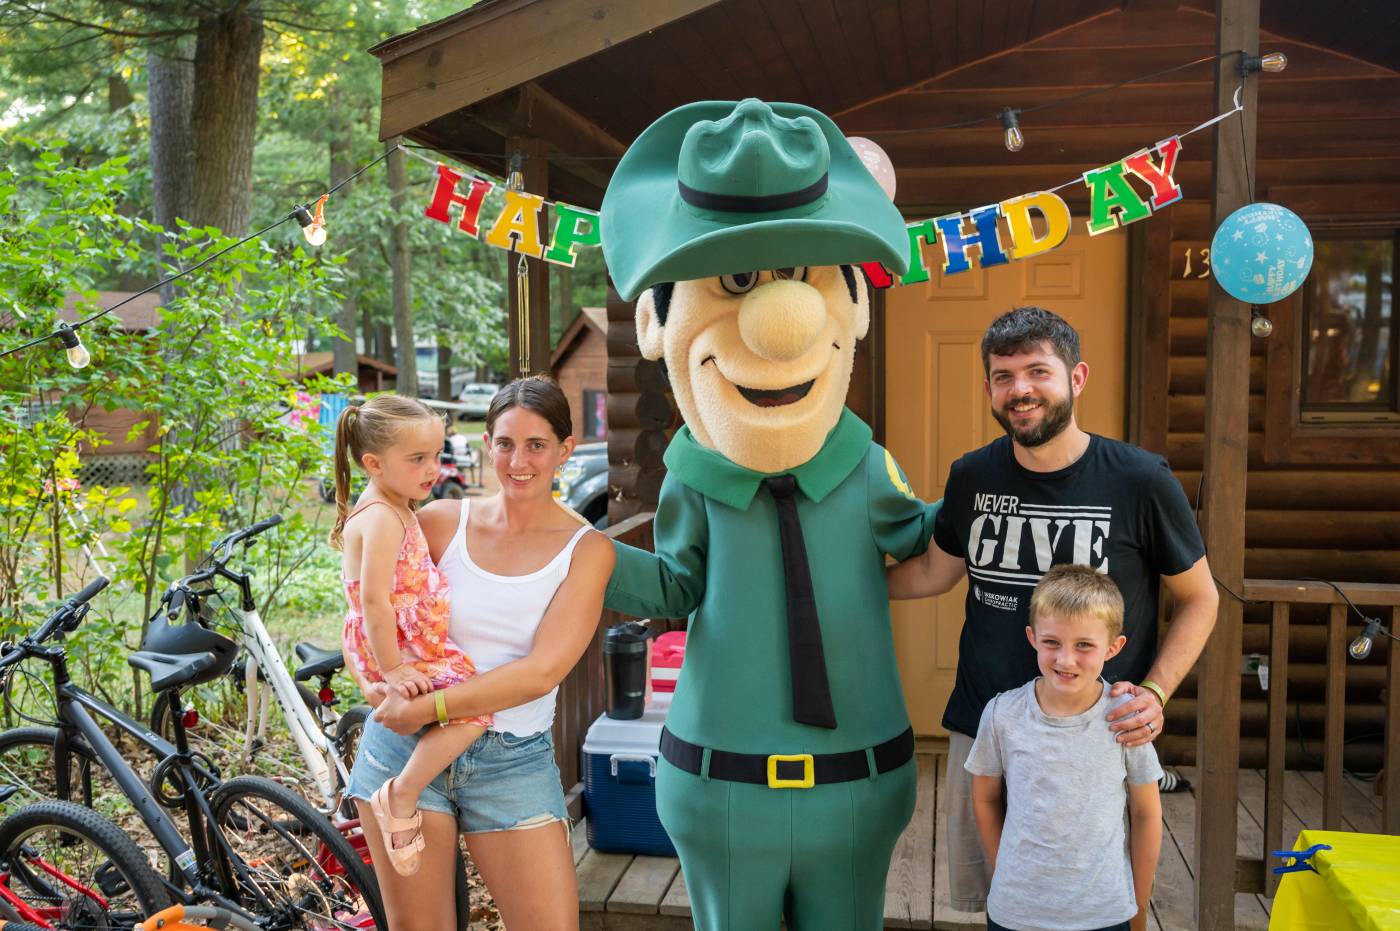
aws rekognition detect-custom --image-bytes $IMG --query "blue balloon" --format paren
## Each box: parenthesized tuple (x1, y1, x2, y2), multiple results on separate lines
(1209, 202, 1314, 304)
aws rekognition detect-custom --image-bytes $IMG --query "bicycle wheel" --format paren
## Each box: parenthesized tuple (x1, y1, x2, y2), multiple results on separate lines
(210, 775, 386, 930)
(0, 728, 118, 818)
(0, 800, 171, 930)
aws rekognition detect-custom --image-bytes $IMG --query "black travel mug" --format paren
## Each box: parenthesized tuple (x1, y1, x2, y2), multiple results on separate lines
(603, 621, 651, 720)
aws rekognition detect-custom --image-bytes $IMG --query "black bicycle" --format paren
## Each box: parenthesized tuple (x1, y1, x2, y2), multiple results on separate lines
(0, 576, 387, 930)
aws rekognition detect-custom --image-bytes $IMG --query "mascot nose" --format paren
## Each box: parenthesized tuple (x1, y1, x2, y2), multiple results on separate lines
(738, 281, 826, 362)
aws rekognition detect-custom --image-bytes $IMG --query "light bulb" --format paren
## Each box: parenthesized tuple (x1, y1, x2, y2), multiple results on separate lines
(1349, 620, 1382, 660)
(998, 108, 1024, 152)
(1250, 314, 1274, 338)
(1242, 52, 1288, 76)
(506, 152, 525, 192)
(295, 195, 329, 248)
(56, 323, 90, 369)
(66, 342, 91, 369)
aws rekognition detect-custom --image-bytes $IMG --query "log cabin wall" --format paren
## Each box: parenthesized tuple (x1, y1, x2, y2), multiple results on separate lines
(606, 287, 676, 525)
(835, 7, 1400, 766)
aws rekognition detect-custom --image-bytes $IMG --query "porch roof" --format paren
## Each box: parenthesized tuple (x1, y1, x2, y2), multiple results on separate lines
(370, 0, 1400, 212)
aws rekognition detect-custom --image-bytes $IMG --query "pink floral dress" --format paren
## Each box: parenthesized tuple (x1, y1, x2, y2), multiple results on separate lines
(341, 501, 490, 728)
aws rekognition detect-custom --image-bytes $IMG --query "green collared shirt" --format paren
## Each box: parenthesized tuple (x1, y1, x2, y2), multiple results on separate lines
(661, 408, 873, 510)
(604, 409, 942, 752)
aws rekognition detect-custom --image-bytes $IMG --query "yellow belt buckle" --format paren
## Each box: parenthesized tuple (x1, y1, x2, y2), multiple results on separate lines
(766, 753, 815, 789)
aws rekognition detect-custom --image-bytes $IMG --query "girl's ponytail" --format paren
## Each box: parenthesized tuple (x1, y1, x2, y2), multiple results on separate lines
(328, 405, 360, 550)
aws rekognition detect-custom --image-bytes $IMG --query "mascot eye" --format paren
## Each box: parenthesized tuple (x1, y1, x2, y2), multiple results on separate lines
(773, 266, 808, 282)
(719, 271, 758, 294)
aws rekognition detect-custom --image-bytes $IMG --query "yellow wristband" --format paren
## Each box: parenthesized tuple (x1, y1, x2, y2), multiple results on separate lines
(1140, 680, 1168, 708)
(434, 690, 449, 727)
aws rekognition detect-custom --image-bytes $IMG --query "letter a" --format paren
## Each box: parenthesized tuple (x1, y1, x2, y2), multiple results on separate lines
(1083, 162, 1151, 236)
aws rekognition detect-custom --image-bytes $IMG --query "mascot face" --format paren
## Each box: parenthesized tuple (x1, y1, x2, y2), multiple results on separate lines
(635, 264, 868, 474)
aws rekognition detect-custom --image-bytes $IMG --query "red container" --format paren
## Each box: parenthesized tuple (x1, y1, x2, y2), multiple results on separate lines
(651, 631, 686, 692)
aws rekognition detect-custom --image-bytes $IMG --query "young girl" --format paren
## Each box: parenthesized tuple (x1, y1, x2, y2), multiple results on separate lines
(330, 395, 489, 876)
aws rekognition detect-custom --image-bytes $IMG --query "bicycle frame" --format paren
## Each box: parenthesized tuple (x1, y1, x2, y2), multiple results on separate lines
(229, 603, 347, 813)
(37, 654, 254, 916)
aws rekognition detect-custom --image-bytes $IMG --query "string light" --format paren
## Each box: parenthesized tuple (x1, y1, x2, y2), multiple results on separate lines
(1241, 52, 1288, 76)
(505, 152, 525, 192)
(294, 194, 329, 247)
(1250, 308, 1274, 338)
(55, 323, 90, 369)
(999, 108, 1024, 152)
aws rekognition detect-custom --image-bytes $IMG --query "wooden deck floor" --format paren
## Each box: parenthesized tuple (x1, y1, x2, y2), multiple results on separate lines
(571, 756, 1387, 930)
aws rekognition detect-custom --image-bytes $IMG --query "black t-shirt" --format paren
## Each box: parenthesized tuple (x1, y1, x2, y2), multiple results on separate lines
(932, 434, 1206, 737)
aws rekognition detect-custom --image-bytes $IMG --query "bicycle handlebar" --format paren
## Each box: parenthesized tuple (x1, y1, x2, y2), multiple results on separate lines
(207, 514, 283, 567)
(0, 576, 110, 665)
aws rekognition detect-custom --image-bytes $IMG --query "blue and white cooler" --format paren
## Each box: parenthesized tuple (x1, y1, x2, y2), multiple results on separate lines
(581, 693, 675, 856)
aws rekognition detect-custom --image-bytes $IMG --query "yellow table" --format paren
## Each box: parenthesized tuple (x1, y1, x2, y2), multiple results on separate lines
(1269, 830, 1400, 930)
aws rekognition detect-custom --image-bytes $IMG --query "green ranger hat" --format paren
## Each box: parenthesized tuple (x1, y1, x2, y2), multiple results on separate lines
(601, 99, 910, 301)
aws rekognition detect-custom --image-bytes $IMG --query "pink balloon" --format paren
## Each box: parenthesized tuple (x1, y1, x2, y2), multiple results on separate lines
(847, 136, 896, 201)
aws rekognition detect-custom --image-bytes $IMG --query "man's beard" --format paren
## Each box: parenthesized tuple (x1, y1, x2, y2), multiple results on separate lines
(992, 392, 1074, 448)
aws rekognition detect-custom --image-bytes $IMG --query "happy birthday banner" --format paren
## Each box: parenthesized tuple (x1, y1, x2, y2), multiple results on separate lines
(420, 106, 1233, 289)
(859, 135, 1182, 289)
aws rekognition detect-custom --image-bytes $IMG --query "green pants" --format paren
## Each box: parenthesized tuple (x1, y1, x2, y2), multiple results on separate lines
(655, 756, 917, 930)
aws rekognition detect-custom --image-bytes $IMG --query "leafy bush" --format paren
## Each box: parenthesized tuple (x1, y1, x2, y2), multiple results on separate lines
(0, 144, 354, 717)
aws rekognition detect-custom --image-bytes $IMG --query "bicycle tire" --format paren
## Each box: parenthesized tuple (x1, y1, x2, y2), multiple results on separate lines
(0, 799, 171, 929)
(0, 727, 114, 816)
(210, 775, 387, 930)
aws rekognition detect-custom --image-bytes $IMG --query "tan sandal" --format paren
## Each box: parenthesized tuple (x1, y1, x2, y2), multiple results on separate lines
(368, 779, 426, 876)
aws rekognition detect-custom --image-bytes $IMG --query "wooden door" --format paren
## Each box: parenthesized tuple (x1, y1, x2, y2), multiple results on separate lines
(884, 230, 1129, 736)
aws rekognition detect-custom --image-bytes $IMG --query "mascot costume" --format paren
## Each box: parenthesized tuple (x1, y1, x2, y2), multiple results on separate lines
(600, 98, 941, 931)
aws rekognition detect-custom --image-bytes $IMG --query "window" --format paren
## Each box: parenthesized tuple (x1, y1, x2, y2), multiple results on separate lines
(1299, 233, 1397, 421)
(1263, 229, 1400, 464)
(583, 389, 607, 440)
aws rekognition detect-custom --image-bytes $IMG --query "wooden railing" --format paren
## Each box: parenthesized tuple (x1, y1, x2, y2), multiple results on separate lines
(551, 512, 658, 817)
(1227, 579, 1400, 900)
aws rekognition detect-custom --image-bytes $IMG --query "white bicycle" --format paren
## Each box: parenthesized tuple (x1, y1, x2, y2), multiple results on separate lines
(144, 516, 367, 816)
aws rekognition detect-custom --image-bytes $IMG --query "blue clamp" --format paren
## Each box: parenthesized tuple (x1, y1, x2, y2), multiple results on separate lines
(1271, 843, 1332, 875)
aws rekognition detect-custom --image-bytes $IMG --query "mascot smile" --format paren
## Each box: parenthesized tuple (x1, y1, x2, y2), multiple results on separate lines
(602, 98, 941, 930)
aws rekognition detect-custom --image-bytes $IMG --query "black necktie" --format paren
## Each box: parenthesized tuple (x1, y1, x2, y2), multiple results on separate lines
(763, 475, 837, 729)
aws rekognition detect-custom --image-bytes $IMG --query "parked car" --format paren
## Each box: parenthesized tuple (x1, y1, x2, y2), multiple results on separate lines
(557, 442, 608, 528)
(456, 383, 500, 420)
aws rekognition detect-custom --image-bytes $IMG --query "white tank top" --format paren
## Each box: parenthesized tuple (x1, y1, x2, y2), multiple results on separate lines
(438, 499, 592, 737)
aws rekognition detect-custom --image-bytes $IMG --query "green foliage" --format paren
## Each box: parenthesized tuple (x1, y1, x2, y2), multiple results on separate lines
(0, 150, 352, 715)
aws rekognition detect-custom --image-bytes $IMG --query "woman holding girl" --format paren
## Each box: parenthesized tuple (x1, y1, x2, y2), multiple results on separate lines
(332, 377, 613, 931)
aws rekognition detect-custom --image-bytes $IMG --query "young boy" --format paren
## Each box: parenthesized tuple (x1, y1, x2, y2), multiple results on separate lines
(964, 565, 1163, 931)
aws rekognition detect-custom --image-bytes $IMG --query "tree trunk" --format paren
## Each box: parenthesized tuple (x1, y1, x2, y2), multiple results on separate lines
(329, 94, 359, 377)
(146, 38, 195, 304)
(190, 7, 263, 236)
(109, 71, 146, 291)
(437, 340, 453, 401)
(388, 143, 417, 397)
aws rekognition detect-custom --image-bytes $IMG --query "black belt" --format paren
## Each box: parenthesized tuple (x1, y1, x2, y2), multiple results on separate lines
(659, 727, 915, 789)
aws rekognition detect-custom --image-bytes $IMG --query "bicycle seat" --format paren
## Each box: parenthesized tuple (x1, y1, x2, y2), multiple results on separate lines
(129, 650, 220, 693)
(293, 642, 345, 681)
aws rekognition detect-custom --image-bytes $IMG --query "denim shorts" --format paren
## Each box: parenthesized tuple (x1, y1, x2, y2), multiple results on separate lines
(346, 717, 568, 834)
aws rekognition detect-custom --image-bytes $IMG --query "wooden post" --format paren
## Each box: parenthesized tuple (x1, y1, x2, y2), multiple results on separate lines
(1385, 606, 1400, 835)
(1263, 602, 1288, 898)
(506, 137, 552, 378)
(1195, 2, 1259, 928)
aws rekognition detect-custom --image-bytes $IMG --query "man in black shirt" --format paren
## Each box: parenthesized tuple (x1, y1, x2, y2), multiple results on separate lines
(887, 306, 1218, 915)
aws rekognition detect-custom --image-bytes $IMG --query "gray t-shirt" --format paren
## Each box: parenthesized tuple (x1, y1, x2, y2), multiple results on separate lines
(964, 680, 1163, 931)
